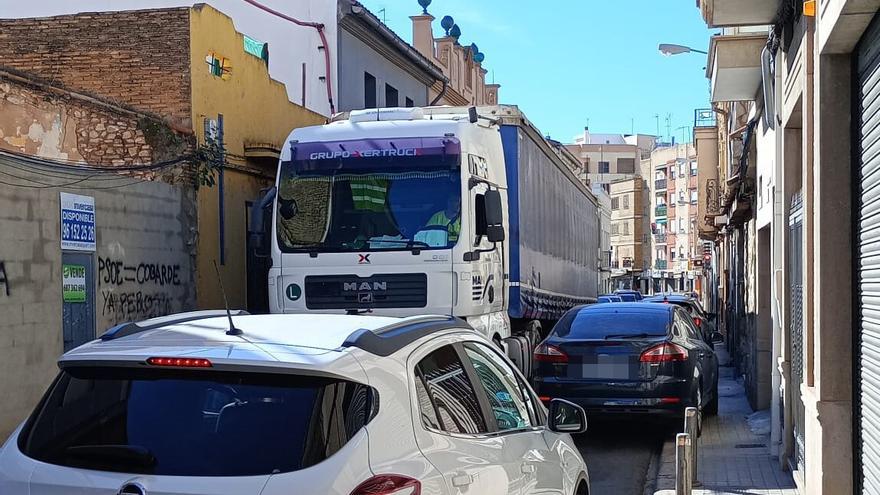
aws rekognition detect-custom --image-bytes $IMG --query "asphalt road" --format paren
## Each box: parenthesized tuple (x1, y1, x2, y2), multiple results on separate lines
(574, 419, 667, 495)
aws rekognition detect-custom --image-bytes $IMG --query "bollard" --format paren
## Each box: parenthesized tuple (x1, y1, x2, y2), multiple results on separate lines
(684, 407, 701, 486)
(675, 433, 693, 495)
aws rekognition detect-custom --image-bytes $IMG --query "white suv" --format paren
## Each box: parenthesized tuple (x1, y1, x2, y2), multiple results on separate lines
(0, 311, 590, 495)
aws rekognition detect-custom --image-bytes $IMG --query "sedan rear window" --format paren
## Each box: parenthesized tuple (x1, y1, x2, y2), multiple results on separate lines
(556, 310, 669, 339)
(19, 367, 376, 477)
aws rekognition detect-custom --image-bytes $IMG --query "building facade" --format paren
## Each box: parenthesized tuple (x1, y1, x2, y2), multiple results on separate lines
(696, 0, 880, 492)
(0, 66, 197, 440)
(567, 131, 655, 291)
(0, 5, 326, 312)
(592, 183, 613, 294)
(646, 143, 704, 294)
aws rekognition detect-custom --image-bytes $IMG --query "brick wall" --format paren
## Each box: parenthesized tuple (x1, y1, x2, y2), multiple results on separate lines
(0, 8, 193, 128)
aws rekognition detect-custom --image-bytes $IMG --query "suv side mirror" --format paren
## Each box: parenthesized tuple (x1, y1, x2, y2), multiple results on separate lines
(548, 399, 587, 434)
(710, 331, 724, 344)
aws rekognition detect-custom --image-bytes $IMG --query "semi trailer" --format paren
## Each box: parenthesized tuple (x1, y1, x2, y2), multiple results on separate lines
(250, 105, 600, 374)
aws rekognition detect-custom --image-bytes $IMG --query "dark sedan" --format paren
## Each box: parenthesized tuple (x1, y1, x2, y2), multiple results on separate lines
(642, 294, 720, 343)
(532, 303, 719, 424)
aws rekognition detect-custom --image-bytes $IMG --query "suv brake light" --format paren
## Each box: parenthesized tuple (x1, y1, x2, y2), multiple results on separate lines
(146, 357, 213, 368)
(350, 475, 421, 495)
(534, 343, 568, 363)
(639, 342, 688, 363)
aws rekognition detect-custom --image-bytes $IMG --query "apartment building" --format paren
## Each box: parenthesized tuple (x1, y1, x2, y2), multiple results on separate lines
(567, 131, 655, 291)
(695, 0, 880, 492)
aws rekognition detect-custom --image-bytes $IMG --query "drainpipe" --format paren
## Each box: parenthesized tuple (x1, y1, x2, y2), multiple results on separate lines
(430, 79, 448, 106)
(242, 0, 336, 114)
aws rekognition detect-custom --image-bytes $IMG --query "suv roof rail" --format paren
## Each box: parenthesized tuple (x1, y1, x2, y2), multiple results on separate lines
(341, 315, 468, 356)
(99, 310, 250, 341)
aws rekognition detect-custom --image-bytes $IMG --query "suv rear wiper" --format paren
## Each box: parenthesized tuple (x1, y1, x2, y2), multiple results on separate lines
(604, 333, 665, 340)
(65, 445, 156, 467)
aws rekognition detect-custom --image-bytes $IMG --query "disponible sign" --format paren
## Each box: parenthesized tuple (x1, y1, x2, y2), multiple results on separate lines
(60, 192, 96, 252)
(62, 264, 87, 303)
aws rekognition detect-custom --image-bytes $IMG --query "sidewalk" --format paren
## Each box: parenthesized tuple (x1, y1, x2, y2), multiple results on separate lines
(652, 352, 798, 494)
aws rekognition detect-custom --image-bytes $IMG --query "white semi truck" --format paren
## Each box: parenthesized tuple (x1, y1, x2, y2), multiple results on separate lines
(249, 105, 599, 373)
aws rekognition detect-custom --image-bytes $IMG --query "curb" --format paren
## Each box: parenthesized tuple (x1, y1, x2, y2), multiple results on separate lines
(643, 435, 674, 495)
(649, 437, 676, 494)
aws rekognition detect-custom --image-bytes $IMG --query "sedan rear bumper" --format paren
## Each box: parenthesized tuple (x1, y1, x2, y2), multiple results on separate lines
(534, 376, 695, 418)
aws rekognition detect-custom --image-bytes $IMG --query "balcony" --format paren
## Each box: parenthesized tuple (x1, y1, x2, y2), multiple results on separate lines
(694, 108, 716, 128)
(655, 205, 667, 217)
(655, 179, 667, 190)
(707, 29, 768, 102)
(698, 0, 781, 28)
(655, 233, 667, 243)
(655, 259, 668, 270)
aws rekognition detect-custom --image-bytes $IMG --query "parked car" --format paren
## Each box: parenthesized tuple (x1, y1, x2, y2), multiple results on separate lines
(597, 294, 623, 303)
(533, 303, 720, 426)
(614, 289, 644, 301)
(0, 311, 590, 495)
(642, 294, 720, 344)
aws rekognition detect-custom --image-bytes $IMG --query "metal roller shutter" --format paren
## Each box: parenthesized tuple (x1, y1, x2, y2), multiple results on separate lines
(858, 13, 880, 494)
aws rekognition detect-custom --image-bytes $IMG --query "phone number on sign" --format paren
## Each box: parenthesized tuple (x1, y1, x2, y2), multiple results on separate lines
(62, 221, 96, 243)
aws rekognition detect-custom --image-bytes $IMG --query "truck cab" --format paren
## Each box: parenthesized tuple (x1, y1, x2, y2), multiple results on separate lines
(256, 107, 512, 344)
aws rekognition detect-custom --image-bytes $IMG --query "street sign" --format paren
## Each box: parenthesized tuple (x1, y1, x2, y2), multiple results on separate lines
(60, 192, 96, 252)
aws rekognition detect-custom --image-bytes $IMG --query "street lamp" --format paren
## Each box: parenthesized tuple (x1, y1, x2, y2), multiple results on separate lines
(659, 43, 708, 56)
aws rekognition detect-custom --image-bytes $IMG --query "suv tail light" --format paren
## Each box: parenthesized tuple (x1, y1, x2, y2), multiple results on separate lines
(639, 342, 688, 363)
(350, 475, 420, 495)
(534, 343, 569, 363)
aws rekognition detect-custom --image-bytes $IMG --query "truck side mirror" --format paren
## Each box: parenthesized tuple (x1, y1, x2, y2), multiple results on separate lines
(249, 187, 276, 257)
(485, 189, 504, 226)
(487, 225, 505, 243)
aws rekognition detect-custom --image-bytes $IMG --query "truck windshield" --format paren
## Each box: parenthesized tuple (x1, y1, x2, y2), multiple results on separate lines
(276, 137, 462, 253)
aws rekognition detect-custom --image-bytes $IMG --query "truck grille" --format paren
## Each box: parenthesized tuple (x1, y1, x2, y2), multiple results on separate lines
(305, 274, 428, 310)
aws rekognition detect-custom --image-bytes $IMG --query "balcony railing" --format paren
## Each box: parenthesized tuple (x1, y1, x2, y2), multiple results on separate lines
(655, 179, 667, 190)
(655, 259, 668, 270)
(655, 205, 667, 217)
(655, 233, 667, 243)
(694, 108, 716, 128)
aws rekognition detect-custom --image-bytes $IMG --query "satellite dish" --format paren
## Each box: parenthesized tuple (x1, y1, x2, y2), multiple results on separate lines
(474, 52, 485, 63)
(440, 15, 454, 35)
(450, 24, 461, 42)
(418, 0, 431, 14)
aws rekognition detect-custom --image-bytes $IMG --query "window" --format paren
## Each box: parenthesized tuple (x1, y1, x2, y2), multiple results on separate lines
(463, 344, 532, 431)
(679, 246, 685, 258)
(611, 223, 619, 235)
(679, 218, 686, 233)
(690, 161, 698, 176)
(690, 190, 698, 204)
(623, 223, 630, 236)
(617, 158, 636, 174)
(679, 163, 686, 178)
(611, 197, 620, 210)
(405, 97, 414, 108)
(20, 367, 376, 476)
(474, 193, 488, 238)
(599, 161, 610, 174)
(555, 308, 669, 339)
(364, 72, 377, 108)
(385, 84, 399, 107)
(679, 191, 685, 204)
(206, 52, 231, 79)
(415, 345, 487, 434)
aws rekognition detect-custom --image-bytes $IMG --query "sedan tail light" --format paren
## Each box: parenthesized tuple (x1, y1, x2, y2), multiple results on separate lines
(639, 342, 688, 363)
(534, 343, 569, 363)
(693, 317, 702, 327)
(350, 475, 420, 495)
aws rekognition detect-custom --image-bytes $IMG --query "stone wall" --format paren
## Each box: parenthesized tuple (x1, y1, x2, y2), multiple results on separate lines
(0, 68, 190, 165)
(0, 8, 193, 128)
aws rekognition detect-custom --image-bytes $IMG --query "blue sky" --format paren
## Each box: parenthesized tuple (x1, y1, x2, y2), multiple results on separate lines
(359, 0, 714, 143)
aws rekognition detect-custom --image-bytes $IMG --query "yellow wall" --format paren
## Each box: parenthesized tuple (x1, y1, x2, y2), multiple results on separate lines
(189, 5, 325, 310)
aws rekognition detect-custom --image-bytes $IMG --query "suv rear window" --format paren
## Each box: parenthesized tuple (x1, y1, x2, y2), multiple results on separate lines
(19, 367, 376, 477)
(556, 309, 670, 339)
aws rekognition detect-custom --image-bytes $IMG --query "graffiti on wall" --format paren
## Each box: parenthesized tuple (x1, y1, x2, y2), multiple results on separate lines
(0, 261, 9, 296)
(98, 257, 182, 324)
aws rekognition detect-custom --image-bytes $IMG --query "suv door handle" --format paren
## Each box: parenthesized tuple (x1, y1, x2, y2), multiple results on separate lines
(521, 463, 537, 474)
(451, 473, 474, 487)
